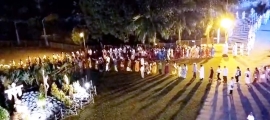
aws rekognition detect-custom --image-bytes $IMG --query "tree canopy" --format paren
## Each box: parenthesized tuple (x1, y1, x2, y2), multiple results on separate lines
(79, 0, 239, 43)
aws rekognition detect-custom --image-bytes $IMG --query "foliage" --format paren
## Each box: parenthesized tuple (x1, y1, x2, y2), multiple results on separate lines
(79, 0, 239, 43)
(71, 26, 89, 45)
(0, 76, 12, 89)
(62, 83, 70, 94)
(51, 82, 72, 107)
(0, 106, 10, 120)
(79, 0, 135, 40)
(21, 72, 34, 86)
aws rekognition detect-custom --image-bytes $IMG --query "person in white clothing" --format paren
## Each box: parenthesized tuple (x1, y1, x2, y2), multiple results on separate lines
(177, 64, 182, 78)
(223, 66, 228, 83)
(182, 64, 188, 78)
(105, 56, 110, 71)
(245, 68, 251, 88)
(247, 112, 255, 120)
(140, 65, 145, 78)
(198, 65, 204, 80)
(228, 77, 235, 96)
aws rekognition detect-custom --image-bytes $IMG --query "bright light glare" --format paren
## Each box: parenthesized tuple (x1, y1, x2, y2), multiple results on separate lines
(84, 82, 90, 89)
(79, 32, 84, 37)
(221, 18, 233, 29)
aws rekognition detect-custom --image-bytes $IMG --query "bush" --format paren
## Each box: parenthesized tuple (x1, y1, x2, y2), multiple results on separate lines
(0, 106, 10, 120)
(51, 82, 73, 107)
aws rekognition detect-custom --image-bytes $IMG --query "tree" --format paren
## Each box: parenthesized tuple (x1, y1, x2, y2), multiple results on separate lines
(79, 0, 134, 40)
(197, 0, 238, 44)
(0, 106, 10, 120)
(71, 26, 89, 45)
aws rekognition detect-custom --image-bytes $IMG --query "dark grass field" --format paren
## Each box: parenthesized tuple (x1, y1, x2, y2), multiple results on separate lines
(64, 58, 222, 120)
(2, 38, 270, 120)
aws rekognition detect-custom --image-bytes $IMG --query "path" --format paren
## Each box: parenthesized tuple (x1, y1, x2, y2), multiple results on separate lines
(196, 19, 270, 120)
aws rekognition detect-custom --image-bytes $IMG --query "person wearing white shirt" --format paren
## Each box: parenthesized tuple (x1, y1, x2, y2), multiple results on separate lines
(198, 65, 204, 80)
(217, 66, 221, 81)
(223, 66, 228, 83)
(245, 68, 251, 88)
(140, 65, 145, 78)
(228, 77, 235, 96)
(247, 112, 255, 120)
(140, 58, 144, 66)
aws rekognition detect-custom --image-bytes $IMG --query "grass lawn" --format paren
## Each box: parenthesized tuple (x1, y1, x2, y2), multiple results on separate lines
(64, 57, 223, 120)
(1, 43, 270, 120)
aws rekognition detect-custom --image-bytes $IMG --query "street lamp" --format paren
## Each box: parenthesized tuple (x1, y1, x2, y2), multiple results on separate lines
(220, 18, 233, 56)
(80, 32, 86, 48)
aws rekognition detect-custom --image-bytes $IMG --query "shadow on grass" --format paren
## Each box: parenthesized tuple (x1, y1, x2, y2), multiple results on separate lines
(260, 82, 270, 90)
(138, 78, 184, 111)
(110, 74, 163, 94)
(237, 86, 253, 115)
(222, 84, 229, 120)
(151, 78, 196, 120)
(111, 75, 173, 107)
(210, 82, 220, 120)
(248, 87, 270, 120)
(253, 83, 270, 105)
(170, 80, 206, 119)
(101, 74, 161, 96)
(95, 75, 163, 106)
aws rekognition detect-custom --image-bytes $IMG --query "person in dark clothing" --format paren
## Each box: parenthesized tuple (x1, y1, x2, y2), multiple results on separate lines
(209, 67, 214, 82)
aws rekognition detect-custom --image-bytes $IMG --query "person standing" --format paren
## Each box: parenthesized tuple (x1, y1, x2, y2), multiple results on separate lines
(177, 64, 182, 78)
(140, 65, 145, 78)
(158, 61, 163, 74)
(193, 63, 197, 78)
(217, 66, 221, 81)
(247, 112, 255, 120)
(228, 77, 235, 97)
(223, 66, 228, 83)
(164, 61, 169, 74)
(235, 66, 241, 83)
(182, 64, 188, 79)
(209, 67, 214, 82)
(198, 65, 205, 80)
(245, 68, 251, 88)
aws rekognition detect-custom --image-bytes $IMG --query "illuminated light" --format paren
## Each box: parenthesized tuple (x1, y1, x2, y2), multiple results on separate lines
(84, 82, 90, 89)
(79, 32, 84, 38)
(221, 18, 233, 29)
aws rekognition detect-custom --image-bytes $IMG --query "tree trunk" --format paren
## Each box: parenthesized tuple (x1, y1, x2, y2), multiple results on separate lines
(206, 32, 210, 45)
(142, 34, 146, 44)
(14, 22, 20, 45)
(178, 28, 182, 45)
(153, 32, 156, 44)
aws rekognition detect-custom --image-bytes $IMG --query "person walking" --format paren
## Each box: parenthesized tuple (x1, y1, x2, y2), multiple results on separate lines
(217, 66, 221, 81)
(235, 66, 241, 83)
(209, 67, 214, 83)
